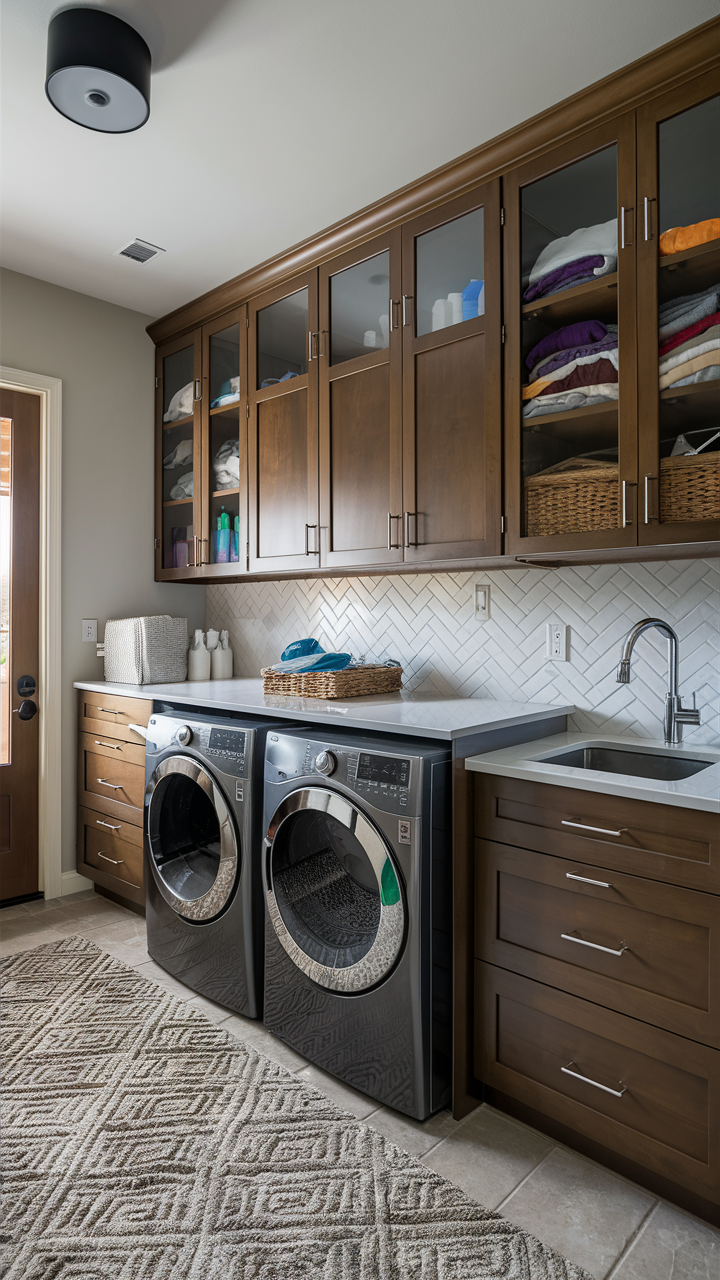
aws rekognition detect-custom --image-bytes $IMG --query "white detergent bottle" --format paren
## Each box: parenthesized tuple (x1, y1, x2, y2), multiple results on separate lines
(212, 630, 234, 680)
(187, 629, 211, 681)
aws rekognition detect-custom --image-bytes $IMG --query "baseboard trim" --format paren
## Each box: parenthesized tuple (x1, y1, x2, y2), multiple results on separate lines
(61, 870, 93, 897)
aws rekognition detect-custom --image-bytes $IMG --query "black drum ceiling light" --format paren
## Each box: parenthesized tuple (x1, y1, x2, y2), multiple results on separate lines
(45, 7, 151, 133)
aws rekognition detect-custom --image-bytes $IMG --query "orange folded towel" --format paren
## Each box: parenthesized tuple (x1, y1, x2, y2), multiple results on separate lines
(659, 218, 720, 257)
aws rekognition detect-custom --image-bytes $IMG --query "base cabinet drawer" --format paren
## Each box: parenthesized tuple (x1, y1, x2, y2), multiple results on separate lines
(475, 839, 720, 1046)
(77, 808, 144, 903)
(475, 774, 720, 893)
(475, 961, 720, 1203)
(78, 690, 152, 744)
(77, 744, 145, 822)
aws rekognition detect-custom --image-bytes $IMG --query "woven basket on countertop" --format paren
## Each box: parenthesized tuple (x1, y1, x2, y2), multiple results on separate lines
(261, 664, 403, 699)
(660, 452, 720, 524)
(525, 457, 619, 537)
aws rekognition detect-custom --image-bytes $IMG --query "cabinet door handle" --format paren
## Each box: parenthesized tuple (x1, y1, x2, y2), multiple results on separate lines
(643, 196, 655, 242)
(404, 511, 417, 548)
(194, 379, 202, 401)
(387, 513, 401, 550)
(402, 295, 413, 327)
(644, 474, 658, 523)
(566, 872, 613, 888)
(561, 931, 628, 956)
(94, 741, 121, 750)
(96, 778, 123, 790)
(304, 523, 318, 556)
(621, 480, 636, 528)
(96, 819, 121, 831)
(620, 206, 633, 249)
(95, 707, 120, 715)
(97, 851, 124, 865)
(561, 1062, 626, 1098)
(561, 820, 628, 837)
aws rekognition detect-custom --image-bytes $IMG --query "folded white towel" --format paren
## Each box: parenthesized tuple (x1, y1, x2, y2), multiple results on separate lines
(169, 471, 193, 501)
(529, 219, 618, 284)
(163, 439, 193, 470)
(163, 381, 194, 423)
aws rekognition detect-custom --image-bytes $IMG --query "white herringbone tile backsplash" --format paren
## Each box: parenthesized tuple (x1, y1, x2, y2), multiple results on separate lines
(206, 559, 719, 744)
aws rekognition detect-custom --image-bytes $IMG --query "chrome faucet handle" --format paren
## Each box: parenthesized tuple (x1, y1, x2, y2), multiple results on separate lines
(675, 693, 701, 728)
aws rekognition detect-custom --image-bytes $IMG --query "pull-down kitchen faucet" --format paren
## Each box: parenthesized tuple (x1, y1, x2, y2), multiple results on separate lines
(616, 618, 700, 745)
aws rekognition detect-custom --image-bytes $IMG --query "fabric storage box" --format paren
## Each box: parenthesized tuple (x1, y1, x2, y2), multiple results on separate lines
(104, 616, 188, 685)
(525, 457, 619, 538)
(660, 453, 720, 524)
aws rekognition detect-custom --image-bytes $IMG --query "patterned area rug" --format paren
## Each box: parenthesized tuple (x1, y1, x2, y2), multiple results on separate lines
(1, 936, 592, 1279)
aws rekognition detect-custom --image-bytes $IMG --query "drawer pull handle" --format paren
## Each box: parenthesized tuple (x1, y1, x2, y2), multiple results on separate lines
(96, 819, 121, 831)
(561, 1062, 626, 1098)
(97, 852, 124, 865)
(94, 740, 122, 750)
(96, 778, 123, 790)
(561, 931, 628, 957)
(562, 820, 628, 838)
(95, 707, 121, 714)
(566, 873, 613, 888)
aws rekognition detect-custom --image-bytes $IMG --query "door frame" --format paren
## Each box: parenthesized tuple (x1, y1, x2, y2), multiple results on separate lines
(1, 366, 63, 901)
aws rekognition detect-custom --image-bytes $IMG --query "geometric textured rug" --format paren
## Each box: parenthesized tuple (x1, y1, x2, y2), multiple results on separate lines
(1, 936, 592, 1279)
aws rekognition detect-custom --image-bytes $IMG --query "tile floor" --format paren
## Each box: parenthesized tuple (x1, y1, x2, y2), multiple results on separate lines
(2, 890, 719, 1280)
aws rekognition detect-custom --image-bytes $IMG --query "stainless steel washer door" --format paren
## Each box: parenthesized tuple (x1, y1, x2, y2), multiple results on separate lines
(147, 756, 238, 922)
(265, 787, 405, 993)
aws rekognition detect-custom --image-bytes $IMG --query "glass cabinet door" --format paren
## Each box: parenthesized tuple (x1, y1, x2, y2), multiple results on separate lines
(318, 234, 403, 568)
(401, 184, 502, 561)
(504, 116, 637, 552)
(247, 274, 319, 573)
(637, 75, 720, 543)
(202, 312, 246, 572)
(157, 331, 201, 576)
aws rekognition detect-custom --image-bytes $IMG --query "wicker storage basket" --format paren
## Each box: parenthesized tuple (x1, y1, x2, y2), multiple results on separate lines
(660, 452, 720, 524)
(262, 664, 403, 699)
(525, 457, 619, 537)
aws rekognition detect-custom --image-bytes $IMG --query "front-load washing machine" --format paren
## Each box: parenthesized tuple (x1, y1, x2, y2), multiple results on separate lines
(144, 708, 283, 1017)
(262, 726, 452, 1119)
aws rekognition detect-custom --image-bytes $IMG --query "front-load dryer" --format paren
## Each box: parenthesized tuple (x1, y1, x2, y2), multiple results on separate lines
(144, 709, 283, 1017)
(262, 726, 452, 1119)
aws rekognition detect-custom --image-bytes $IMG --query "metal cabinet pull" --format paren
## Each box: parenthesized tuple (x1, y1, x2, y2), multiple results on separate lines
(304, 523, 318, 556)
(96, 707, 120, 715)
(566, 873, 613, 888)
(644, 474, 658, 523)
(94, 741, 121, 750)
(620, 206, 633, 249)
(387, 513, 401, 550)
(96, 778, 123, 790)
(621, 480, 636, 528)
(97, 852, 124, 865)
(561, 820, 628, 838)
(194, 378, 202, 401)
(96, 819, 121, 831)
(404, 511, 417, 548)
(402, 295, 413, 327)
(643, 196, 655, 241)
(561, 1062, 626, 1098)
(561, 931, 628, 956)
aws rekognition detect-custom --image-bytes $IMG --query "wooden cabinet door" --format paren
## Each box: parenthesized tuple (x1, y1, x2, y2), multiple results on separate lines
(636, 71, 720, 546)
(401, 183, 502, 562)
(503, 115, 638, 555)
(318, 232, 403, 568)
(248, 272, 319, 573)
(200, 306, 248, 575)
(155, 329, 203, 580)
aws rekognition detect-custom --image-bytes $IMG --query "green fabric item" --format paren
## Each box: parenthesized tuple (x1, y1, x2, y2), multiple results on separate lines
(380, 857, 400, 906)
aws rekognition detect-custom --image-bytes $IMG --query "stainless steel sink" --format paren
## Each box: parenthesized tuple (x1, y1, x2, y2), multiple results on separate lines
(536, 745, 715, 782)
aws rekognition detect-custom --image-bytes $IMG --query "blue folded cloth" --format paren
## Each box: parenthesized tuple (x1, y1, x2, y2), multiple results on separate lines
(273, 638, 351, 673)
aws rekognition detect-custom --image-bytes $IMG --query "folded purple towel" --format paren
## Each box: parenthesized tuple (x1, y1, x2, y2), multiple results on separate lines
(523, 255, 605, 303)
(526, 319, 612, 371)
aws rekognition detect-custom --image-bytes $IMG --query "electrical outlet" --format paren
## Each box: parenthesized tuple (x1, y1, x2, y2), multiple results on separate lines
(81, 619, 97, 643)
(474, 583, 491, 622)
(546, 621, 569, 661)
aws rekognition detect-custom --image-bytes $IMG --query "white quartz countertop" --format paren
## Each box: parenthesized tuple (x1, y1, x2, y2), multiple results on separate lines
(465, 731, 720, 812)
(73, 677, 574, 743)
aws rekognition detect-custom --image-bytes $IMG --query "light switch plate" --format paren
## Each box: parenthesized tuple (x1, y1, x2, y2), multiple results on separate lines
(546, 621, 569, 661)
(474, 583, 491, 622)
(81, 619, 97, 643)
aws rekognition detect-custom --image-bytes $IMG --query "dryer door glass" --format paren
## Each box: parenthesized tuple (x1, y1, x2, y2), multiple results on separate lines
(147, 756, 239, 922)
(265, 787, 405, 993)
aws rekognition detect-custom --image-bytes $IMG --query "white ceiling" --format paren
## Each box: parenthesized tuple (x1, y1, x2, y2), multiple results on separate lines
(1, 0, 716, 322)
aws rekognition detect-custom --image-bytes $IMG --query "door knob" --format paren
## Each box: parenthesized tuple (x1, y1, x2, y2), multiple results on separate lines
(13, 700, 37, 721)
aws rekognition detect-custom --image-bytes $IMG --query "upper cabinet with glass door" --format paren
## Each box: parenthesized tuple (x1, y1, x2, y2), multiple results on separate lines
(504, 117, 637, 553)
(156, 331, 202, 578)
(202, 310, 247, 573)
(637, 74, 720, 544)
(318, 234, 403, 569)
(401, 185, 503, 561)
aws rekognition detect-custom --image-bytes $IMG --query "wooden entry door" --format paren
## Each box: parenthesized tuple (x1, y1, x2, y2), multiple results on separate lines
(1, 389, 40, 902)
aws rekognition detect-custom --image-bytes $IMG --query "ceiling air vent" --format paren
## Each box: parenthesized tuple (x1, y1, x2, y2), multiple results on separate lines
(115, 238, 165, 264)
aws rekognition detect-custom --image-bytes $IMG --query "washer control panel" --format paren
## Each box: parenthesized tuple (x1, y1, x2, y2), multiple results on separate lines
(148, 716, 248, 777)
(266, 733, 416, 814)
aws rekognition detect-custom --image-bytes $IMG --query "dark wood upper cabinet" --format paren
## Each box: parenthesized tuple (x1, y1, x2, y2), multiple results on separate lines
(318, 232, 403, 569)
(247, 272, 320, 574)
(201, 307, 247, 574)
(155, 328, 203, 580)
(504, 115, 639, 555)
(401, 184, 503, 562)
(636, 70, 720, 545)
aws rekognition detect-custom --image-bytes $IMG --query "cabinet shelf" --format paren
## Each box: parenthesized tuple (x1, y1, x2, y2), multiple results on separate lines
(162, 413, 194, 431)
(659, 238, 720, 302)
(210, 401, 241, 417)
(212, 487, 240, 499)
(523, 274, 618, 326)
(162, 497, 193, 508)
(523, 401, 618, 445)
(660, 378, 720, 432)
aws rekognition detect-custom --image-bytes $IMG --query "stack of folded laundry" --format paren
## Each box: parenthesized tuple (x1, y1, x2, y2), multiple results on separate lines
(658, 283, 720, 392)
(213, 438, 240, 490)
(163, 381, 193, 424)
(210, 376, 240, 409)
(524, 219, 617, 303)
(659, 217, 719, 258)
(523, 319, 619, 418)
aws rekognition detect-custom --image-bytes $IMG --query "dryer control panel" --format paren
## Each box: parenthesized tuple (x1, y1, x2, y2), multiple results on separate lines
(266, 734, 417, 815)
(148, 716, 248, 777)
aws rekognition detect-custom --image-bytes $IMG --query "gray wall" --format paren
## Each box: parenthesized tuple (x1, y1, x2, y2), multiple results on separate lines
(0, 268, 205, 874)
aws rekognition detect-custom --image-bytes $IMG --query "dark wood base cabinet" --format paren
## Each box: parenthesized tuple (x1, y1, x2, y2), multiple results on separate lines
(470, 773, 720, 1222)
